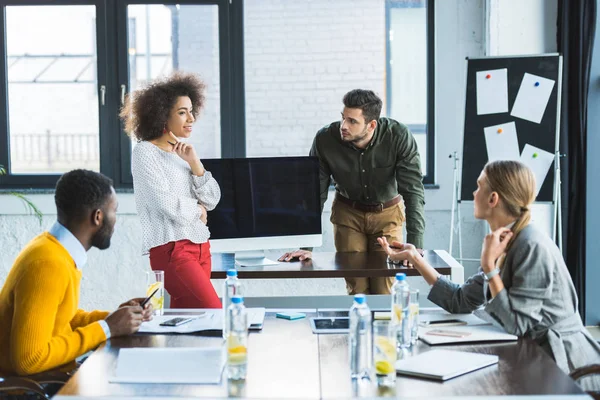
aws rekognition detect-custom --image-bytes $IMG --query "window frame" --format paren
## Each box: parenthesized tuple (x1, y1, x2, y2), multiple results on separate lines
(0, 0, 110, 189)
(0, 0, 435, 189)
(385, 0, 435, 185)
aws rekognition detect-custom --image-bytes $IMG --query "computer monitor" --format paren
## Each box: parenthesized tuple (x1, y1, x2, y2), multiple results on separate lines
(203, 156, 322, 266)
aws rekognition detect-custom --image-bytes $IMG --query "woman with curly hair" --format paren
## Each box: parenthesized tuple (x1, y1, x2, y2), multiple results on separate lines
(120, 72, 222, 309)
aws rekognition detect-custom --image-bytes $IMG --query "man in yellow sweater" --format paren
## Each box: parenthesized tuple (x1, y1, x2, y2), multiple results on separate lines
(0, 169, 153, 376)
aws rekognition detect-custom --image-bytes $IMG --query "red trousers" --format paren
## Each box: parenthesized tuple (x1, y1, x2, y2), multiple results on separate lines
(149, 240, 221, 309)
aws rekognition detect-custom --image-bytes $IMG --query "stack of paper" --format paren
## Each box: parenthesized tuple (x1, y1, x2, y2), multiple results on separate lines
(110, 347, 224, 384)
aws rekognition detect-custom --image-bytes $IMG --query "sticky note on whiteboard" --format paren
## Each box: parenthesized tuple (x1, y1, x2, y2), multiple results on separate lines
(520, 144, 554, 196)
(510, 73, 555, 124)
(476, 68, 509, 115)
(484, 122, 520, 162)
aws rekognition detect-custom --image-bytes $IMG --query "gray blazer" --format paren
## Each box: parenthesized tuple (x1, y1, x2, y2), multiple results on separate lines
(429, 224, 600, 387)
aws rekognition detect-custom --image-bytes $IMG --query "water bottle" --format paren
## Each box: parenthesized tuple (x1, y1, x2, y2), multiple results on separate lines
(349, 294, 372, 380)
(391, 273, 411, 351)
(227, 296, 248, 380)
(223, 269, 242, 338)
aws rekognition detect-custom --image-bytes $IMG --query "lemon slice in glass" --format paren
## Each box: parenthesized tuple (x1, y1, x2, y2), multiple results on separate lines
(375, 360, 395, 375)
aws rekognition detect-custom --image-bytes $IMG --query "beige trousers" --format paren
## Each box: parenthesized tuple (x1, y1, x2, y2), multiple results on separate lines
(330, 198, 405, 295)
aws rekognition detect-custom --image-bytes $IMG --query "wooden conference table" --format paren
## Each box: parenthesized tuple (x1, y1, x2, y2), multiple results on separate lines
(211, 250, 454, 279)
(56, 309, 584, 399)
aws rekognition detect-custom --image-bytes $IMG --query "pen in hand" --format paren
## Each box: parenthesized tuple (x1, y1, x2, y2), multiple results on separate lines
(140, 288, 159, 309)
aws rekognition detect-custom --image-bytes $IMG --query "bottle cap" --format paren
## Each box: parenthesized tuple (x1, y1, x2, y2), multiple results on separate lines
(227, 269, 238, 277)
(354, 294, 366, 304)
(395, 273, 407, 281)
(231, 296, 243, 304)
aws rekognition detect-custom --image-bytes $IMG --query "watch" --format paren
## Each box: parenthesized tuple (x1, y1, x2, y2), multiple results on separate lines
(484, 267, 500, 281)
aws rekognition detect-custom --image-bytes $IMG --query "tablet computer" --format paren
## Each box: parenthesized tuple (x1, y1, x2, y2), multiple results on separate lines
(309, 317, 350, 334)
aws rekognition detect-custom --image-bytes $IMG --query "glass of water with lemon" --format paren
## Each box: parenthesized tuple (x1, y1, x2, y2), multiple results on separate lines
(373, 320, 396, 386)
(146, 270, 165, 316)
(409, 289, 420, 345)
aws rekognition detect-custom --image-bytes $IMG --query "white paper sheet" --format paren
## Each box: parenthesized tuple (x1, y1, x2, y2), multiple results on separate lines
(419, 324, 518, 345)
(138, 313, 222, 334)
(138, 308, 266, 334)
(520, 144, 554, 196)
(483, 122, 520, 162)
(476, 68, 509, 115)
(510, 73, 555, 123)
(110, 347, 224, 384)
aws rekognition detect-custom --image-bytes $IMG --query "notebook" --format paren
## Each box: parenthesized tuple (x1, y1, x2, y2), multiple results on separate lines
(419, 324, 518, 345)
(110, 347, 224, 384)
(395, 349, 498, 381)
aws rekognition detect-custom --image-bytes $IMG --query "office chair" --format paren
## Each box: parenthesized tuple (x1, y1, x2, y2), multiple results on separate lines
(0, 370, 71, 399)
(569, 364, 600, 400)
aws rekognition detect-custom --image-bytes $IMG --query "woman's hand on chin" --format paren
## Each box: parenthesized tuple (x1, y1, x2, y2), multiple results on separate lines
(481, 227, 513, 271)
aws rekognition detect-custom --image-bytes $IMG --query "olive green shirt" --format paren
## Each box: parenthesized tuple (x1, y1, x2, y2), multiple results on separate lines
(309, 118, 425, 248)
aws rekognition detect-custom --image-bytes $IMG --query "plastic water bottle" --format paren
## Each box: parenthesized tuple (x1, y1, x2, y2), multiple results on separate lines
(349, 294, 372, 380)
(391, 273, 411, 350)
(223, 269, 242, 338)
(227, 296, 248, 380)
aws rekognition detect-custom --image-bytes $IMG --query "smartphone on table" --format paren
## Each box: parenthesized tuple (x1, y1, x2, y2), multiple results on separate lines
(159, 313, 206, 327)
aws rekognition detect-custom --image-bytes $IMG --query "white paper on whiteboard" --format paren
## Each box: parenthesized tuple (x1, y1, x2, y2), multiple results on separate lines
(484, 122, 520, 162)
(520, 144, 554, 196)
(476, 68, 509, 115)
(510, 73, 555, 124)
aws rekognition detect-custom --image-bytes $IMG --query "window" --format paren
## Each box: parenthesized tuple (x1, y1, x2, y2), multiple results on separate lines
(126, 4, 222, 159)
(243, 0, 434, 183)
(0, 0, 433, 189)
(386, 0, 433, 181)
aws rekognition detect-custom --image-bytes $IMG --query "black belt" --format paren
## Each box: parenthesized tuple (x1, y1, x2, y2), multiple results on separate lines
(335, 193, 401, 213)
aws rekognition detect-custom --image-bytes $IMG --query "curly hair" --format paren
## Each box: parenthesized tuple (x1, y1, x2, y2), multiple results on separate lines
(55, 169, 114, 221)
(120, 71, 207, 141)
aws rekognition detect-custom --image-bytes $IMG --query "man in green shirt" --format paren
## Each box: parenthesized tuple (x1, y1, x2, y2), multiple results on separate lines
(279, 89, 425, 294)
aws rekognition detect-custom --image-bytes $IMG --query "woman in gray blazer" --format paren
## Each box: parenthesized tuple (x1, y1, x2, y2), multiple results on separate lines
(379, 160, 600, 389)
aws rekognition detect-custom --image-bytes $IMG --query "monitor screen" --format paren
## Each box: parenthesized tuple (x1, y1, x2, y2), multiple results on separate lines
(203, 156, 322, 241)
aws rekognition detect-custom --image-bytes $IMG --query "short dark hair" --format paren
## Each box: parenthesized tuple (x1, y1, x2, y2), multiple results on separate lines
(55, 169, 114, 221)
(342, 89, 383, 124)
(120, 71, 206, 141)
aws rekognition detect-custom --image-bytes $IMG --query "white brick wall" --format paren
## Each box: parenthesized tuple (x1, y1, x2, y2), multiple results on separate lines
(243, 0, 386, 157)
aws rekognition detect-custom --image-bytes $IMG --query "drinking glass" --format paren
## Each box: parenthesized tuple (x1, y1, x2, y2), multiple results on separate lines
(409, 289, 420, 345)
(373, 320, 397, 386)
(146, 270, 165, 316)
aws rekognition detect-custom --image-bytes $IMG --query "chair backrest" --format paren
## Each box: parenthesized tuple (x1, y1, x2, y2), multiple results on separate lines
(569, 364, 600, 400)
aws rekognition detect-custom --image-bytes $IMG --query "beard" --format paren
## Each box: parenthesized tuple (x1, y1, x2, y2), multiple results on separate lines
(91, 220, 113, 250)
(341, 125, 370, 144)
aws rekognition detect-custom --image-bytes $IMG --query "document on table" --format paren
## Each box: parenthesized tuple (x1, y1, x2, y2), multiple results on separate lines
(138, 308, 266, 334)
(395, 349, 499, 381)
(419, 324, 518, 345)
(109, 347, 224, 384)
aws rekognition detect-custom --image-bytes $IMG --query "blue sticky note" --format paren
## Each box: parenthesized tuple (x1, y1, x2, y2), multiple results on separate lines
(276, 312, 306, 320)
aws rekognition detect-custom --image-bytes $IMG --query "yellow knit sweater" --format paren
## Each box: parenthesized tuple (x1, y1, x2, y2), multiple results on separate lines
(0, 233, 109, 375)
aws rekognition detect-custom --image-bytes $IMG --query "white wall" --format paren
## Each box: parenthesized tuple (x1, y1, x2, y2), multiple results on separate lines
(487, 0, 558, 56)
(0, 0, 558, 311)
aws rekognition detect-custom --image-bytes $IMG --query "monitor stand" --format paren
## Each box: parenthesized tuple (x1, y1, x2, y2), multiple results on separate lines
(233, 250, 280, 267)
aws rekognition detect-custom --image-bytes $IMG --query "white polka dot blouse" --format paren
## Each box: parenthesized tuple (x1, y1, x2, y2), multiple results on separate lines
(131, 141, 221, 255)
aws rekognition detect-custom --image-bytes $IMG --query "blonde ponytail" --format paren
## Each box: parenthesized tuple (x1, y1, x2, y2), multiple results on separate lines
(483, 161, 536, 269)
